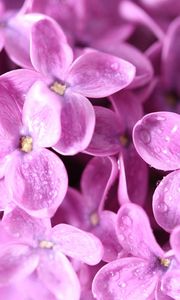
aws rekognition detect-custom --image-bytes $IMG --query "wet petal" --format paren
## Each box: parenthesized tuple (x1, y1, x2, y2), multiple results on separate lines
(52, 224, 104, 265)
(170, 226, 180, 261)
(53, 90, 95, 155)
(81, 156, 118, 211)
(2, 207, 51, 243)
(0, 243, 39, 286)
(92, 257, 158, 300)
(85, 106, 123, 156)
(153, 171, 180, 232)
(155, 281, 173, 300)
(30, 17, 73, 78)
(23, 81, 61, 147)
(37, 252, 80, 300)
(161, 270, 180, 300)
(133, 112, 180, 171)
(116, 203, 164, 259)
(0, 83, 21, 159)
(5, 149, 68, 218)
(67, 50, 135, 98)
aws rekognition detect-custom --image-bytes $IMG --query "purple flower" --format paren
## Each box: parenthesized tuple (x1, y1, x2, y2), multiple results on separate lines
(0, 207, 103, 299)
(25, 17, 136, 155)
(92, 203, 179, 300)
(0, 80, 68, 217)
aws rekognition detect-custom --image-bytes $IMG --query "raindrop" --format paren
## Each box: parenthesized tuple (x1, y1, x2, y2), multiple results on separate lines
(139, 129, 151, 144)
(121, 215, 132, 226)
(157, 203, 168, 213)
(118, 282, 126, 288)
(111, 62, 119, 70)
(156, 116, 166, 121)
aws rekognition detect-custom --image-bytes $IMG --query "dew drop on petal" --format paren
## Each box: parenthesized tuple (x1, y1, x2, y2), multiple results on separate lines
(139, 129, 151, 144)
(121, 215, 132, 226)
(157, 203, 168, 213)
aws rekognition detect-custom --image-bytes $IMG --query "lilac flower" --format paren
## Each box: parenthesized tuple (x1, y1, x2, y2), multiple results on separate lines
(0, 207, 103, 299)
(25, 17, 136, 155)
(133, 111, 180, 231)
(92, 203, 179, 300)
(0, 80, 68, 217)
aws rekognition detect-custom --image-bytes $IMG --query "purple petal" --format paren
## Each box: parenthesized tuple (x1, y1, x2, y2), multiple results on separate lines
(0, 243, 39, 285)
(116, 203, 164, 259)
(30, 17, 73, 78)
(161, 270, 180, 300)
(85, 106, 123, 156)
(52, 224, 103, 265)
(81, 156, 118, 212)
(0, 178, 9, 210)
(1, 69, 44, 109)
(92, 257, 158, 300)
(170, 226, 180, 261)
(37, 252, 80, 300)
(119, 1, 165, 40)
(155, 281, 173, 300)
(133, 112, 180, 171)
(5, 149, 68, 218)
(0, 83, 21, 159)
(67, 50, 135, 98)
(91, 210, 123, 262)
(4, 13, 43, 68)
(23, 81, 61, 147)
(2, 207, 51, 243)
(53, 90, 95, 155)
(162, 17, 180, 94)
(153, 171, 180, 232)
(118, 154, 131, 205)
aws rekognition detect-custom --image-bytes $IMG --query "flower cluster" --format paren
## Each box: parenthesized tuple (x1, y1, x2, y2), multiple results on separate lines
(0, 0, 179, 299)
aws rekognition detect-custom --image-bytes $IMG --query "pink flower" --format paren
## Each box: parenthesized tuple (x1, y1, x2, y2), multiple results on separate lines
(0, 80, 68, 217)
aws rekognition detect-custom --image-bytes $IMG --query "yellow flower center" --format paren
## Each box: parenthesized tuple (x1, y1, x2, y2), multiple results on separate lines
(160, 258, 171, 268)
(90, 212, 99, 226)
(20, 136, 33, 153)
(50, 81, 66, 96)
(120, 134, 129, 147)
(39, 240, 54, 249)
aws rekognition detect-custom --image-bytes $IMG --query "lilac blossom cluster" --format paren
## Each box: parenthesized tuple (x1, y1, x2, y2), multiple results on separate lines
(0, 0, 179, 299)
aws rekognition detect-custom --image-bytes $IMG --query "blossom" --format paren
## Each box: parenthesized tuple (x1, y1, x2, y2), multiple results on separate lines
(25, 17, 136, 155)
(0, 80, 68, 217)
(0, 207, 103, 299)
(92, 203, 179, 300)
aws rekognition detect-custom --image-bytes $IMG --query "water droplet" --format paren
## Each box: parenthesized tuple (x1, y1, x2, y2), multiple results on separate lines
(157, 203, 168, 213)
(118, 234, 125, 241)
(118, 282, 126, 288)
(111, 62, 119, 70)
(139, 129, 151, 144)
(121, 215, 132, 226)
(156, 116, 166, 121)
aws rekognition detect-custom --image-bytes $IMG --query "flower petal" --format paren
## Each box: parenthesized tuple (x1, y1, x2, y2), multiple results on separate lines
(5, 149, 68, 218)
(92, 257, 158, 300)
(85, 106, 123, 156)
(30, 17, 73, 78)
(23, 81, 61, 147)
(67, 50, 135, 98)
(52, 224, 103, 265)
(0, 83, 21, 159)
(53, 90, 95, 155)
(116, 203, 164, 259)
(5, 13, 43, 68)
(161, 270, 180, 300)
(0, 243, 39, 286)
(81, 156, 118, 212)
(153, 171, 180, 232)
(133, 112, 180, 171)
(170, 226, 180, 261)
(2, 207, 51, 243)
(37, 252, 80, 300)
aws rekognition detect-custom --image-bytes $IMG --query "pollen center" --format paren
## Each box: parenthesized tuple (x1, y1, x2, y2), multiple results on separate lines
(50, 81, 66, 96)
(39, 240, 54, 249)
(90, 212, 99, 226)
(20, 136, 33, 153)
(160, 258, 171, 268)
(120, 134, 129, 147)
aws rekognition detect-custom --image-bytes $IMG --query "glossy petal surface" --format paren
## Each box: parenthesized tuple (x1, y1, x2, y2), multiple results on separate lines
(153, 171, 180, 232)
(67, 50, 135, 98)
(133, 112, 180, 171)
